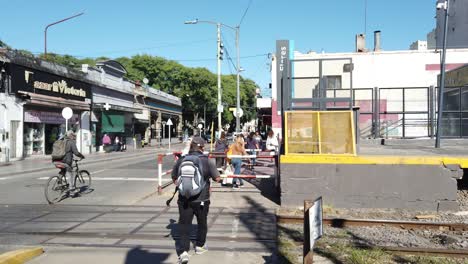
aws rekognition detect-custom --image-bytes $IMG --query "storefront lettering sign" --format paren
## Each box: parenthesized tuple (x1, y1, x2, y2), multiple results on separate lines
(25, 110, 79, 124)
(33, 80, 87, 98)
(276, 40, 290, 113)
(10, 64, 92, 101)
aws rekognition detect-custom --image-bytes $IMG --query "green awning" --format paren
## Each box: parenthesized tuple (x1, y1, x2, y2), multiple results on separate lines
(101, 112, 124, 133)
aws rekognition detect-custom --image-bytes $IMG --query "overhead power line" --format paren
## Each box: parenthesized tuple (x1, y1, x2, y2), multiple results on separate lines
(239, 0, 253, 26)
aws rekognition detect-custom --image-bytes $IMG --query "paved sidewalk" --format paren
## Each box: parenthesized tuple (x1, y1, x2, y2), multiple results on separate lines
(0, 143, 184, 177)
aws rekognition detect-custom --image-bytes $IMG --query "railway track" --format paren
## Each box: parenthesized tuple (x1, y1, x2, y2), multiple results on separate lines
(276, 215, 468, 231)
(384, 247, 468, 258)
(279, 215, 468, 258)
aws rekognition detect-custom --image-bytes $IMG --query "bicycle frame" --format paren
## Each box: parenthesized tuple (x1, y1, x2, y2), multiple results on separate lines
(57, 159, 82, 185)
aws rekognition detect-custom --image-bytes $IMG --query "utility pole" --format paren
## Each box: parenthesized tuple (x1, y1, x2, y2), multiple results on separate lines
(217, 23, 222, 136)
(235, 26, 241, 133)
(435, 0, 450, 148)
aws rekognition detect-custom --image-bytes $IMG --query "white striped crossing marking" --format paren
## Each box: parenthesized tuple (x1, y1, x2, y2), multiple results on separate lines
(37, 177, 169, 182)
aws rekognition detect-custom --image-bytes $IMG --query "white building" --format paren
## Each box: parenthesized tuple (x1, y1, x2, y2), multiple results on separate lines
(410, 40, 428, 51)
(270, 39, 468, 139)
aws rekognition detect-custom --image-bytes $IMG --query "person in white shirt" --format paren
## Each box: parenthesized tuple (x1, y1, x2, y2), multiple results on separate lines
(266, 130, 278, 151)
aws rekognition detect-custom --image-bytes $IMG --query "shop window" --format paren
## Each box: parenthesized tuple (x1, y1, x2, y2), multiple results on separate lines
(324, 76, 342, 89)
(24, 123, 44, 156)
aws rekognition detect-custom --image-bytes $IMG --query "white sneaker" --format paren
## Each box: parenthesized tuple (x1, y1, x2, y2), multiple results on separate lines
(178, 251, 189, 264)
(195, 245, 208, 255)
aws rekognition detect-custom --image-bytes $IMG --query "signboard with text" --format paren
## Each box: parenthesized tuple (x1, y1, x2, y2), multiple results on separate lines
(10, 64, 92, 101)
(25, 110, 79, 124)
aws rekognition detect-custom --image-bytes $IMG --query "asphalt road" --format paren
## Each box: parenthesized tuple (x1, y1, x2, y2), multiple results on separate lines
(0, 151, 280, 264)
(0, 153, 176, 205)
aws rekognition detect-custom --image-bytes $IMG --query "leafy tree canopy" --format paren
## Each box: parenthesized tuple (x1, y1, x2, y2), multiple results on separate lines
(40, 52, 259, 132)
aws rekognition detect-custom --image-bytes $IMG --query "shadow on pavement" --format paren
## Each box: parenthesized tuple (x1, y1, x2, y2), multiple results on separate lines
(124, 246, 170, 264)
(165, 218, 199, 255)
(240, 195, 280, 263)
(243, 168, 280, 205)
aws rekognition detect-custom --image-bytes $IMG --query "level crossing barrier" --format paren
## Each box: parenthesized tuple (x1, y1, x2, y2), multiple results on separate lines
(208, 150, 277, 180)
(157, 152, 181, 194)
(158, 150, 277, 193)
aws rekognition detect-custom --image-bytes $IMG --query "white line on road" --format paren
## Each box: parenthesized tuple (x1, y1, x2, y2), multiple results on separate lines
(37, 176, 170, 182)
(0, 177, 12, 180)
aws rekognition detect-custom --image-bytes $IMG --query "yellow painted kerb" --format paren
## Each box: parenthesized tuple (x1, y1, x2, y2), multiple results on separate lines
(281, 154, 468, 168)
(0, 247, 44, 264)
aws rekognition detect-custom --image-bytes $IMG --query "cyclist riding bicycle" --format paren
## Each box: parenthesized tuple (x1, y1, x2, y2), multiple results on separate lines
(52, 130, 85, 192)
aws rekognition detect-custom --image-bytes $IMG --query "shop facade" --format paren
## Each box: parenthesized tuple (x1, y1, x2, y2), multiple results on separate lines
(3, 57, 92, 160)
(135, 86, 183, 145)
(91, 85, 142, 152)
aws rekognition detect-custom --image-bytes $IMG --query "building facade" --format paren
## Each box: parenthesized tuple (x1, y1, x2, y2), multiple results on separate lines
(0, 50, 182, 163)
(271, 40, 468, 139)
(436, 0, 468, 49)
(1, 50, 92, 162)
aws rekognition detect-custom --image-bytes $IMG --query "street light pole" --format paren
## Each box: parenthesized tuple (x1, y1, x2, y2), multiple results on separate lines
(185, 19, 241, 134)
(435, 0, 450, 148)
(44, 12, 84, 58)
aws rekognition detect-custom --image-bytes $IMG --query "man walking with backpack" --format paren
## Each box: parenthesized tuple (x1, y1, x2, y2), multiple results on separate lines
(171, 136, 221, 264)
(52, 131, 85, 192)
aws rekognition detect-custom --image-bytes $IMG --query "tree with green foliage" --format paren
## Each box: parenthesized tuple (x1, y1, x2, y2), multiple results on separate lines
(36, 52, 259, 133)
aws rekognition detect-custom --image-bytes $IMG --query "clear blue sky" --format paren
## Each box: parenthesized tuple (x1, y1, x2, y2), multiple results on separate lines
(1, 0, 436, 97)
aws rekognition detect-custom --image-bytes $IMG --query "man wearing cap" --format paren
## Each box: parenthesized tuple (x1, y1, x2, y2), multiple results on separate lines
(54, 131, 85, 192)
(171, 136, 221, 263)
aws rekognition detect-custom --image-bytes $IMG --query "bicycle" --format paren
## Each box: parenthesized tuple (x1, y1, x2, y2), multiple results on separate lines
(44, 159, 91, 204)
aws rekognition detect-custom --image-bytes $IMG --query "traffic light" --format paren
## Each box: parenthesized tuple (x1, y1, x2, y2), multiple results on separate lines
(219, 42, 224, 60)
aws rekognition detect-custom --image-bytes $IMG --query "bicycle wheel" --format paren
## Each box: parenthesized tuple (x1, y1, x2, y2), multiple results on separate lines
(45, 176, 66, 204)
(75, 170, 91, 191)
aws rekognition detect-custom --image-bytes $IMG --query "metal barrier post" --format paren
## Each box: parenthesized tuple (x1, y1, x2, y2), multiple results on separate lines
(372, 87, 379, 138)
(304, 200, 314, 264)
(158, 154, 163, 194)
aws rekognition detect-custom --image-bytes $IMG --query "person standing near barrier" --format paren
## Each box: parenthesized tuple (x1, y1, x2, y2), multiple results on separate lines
(254, 131, 263, 150)
(171, 136, 221, 264)
(214, 131, 228, 169)
(246, 132, 258, 170)
(266, 130, 279, 151)
(229, 135, 248, 188)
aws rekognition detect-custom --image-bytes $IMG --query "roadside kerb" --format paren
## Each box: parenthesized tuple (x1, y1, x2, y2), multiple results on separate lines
(0, 247, 44, 264)
(0, 145, 183, 178)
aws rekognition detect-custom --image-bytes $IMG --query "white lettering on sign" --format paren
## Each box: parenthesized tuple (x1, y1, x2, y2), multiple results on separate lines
(279, 46, 287, 72)
(33, 80, 87, 98)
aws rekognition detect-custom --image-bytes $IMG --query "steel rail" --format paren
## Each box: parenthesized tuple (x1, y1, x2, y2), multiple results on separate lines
(276, 215, 468, 231)
(384, 247, 468, 258)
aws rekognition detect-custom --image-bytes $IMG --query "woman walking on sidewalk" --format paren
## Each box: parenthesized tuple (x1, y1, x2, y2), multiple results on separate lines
(229, 135, 248, 188)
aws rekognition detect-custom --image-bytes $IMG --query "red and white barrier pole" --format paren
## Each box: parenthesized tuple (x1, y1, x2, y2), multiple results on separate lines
(157, 152, 180, 194)
(209, 154, 276, 159)
(220, 174, 273, 179)
(158, 154, 163, 194)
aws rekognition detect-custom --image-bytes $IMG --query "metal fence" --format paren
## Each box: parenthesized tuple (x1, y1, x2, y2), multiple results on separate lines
(290, 85, 468, 139)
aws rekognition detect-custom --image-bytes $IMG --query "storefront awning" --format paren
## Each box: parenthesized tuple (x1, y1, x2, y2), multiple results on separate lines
(101, 112, 125, 133)
(20, 91, 91, 111)
(93, 103, 142, 114)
